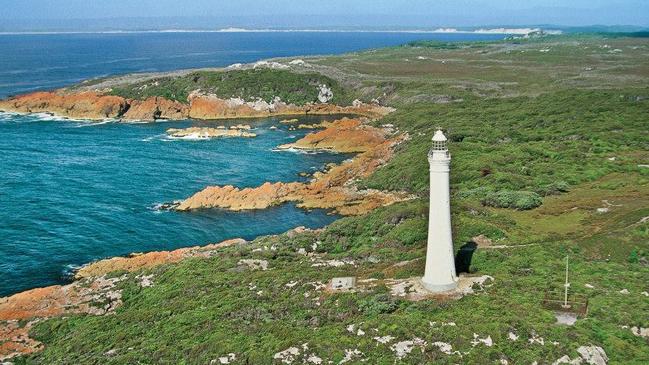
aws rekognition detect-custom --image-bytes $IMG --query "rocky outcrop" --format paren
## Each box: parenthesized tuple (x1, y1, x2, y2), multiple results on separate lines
(0, 90, 394, 122)
(317, 84, 334, 103)
(278, 118, 388, 153)
(0, 275, 125, 360)
(187, 92, 291, 119)
(0, 91, 128, 120)
(74, 238, 246, 278)
(176, 118, 411, 215)
(123, 96, 189, 120)
(296, 121, 334, 129)
(166, 127, 256, 139)
(187, 92, 393, 120)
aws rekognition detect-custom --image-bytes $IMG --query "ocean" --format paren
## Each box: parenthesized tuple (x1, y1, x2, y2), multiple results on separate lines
(0, 31, 507, 296)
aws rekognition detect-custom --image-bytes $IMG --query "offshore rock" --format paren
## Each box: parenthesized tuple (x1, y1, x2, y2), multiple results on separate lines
(166, 127, 256, 139)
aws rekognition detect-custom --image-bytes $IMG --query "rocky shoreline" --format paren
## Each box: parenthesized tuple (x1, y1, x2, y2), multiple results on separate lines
(0, 90, 393, 122)
(0, 238, 247, 360)
(175, 118, 412, 215)
(0, 99, 404, 360)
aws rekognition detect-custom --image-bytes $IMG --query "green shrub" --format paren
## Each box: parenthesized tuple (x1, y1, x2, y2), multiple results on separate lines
(628, 249, 639, 263)
(110, 69, 351, 105)
(536, 181, 570, 196)
(481, 190, 543, 210)
(358, 293, 399, 315)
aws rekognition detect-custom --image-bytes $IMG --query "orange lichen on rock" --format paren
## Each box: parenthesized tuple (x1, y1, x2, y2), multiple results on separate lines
(0, 91, 129, 120)
(0, 88, 394, 122)
(0, 275, 125, 360)
(0, 320, 43, 361)
(177, 118, 411, 215)
(74, 238, 246, 278)
(175, 182, 302, 211)
(278, 118, 388, 153)
(123, 96, 189, 120)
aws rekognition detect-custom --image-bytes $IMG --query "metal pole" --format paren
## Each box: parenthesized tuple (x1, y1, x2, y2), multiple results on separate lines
(563, 255, 570, 308)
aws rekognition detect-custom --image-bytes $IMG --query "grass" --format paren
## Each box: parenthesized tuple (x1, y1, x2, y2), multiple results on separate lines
(11, 34, 649, 364)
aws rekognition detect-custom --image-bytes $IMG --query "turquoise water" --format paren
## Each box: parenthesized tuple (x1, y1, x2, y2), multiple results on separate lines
(0, 114, 348, 296)
(0, 31, 507, 296)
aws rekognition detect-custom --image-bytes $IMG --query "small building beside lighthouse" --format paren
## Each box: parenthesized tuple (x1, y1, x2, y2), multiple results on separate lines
(421, 130, 458, 292)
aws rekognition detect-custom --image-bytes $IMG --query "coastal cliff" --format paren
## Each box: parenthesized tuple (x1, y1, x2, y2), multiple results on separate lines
(0, 90, 391, 121)
(0, 67, 394, 121)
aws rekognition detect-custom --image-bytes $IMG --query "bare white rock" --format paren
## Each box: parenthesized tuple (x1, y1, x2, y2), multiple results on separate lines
(331, 277, 357, 291)
(577, 345, 608, 365)
(273, 346, 300, 364)
(317, 84, 334, 103)
(553, 345, 608, 365)
(528, 334, 545, 346)
(288, 59, 308, 66)
(339, 349, 363, 364)
(311, 258, 355, 268)
(471, 334, 493, 347)
(631, 326, 649, 338)
(432, 341, 453, 355)
(306, 354, 323, 364)
(373, 335, 395, 344)
(391, 338, 427, 359)
(212, 353, 236, 364)
(238, 259, 269, 271)
(136, 274, 154, 288)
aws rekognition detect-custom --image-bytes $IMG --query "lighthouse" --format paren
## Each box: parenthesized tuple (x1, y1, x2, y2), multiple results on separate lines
(421, 129, 458, 292)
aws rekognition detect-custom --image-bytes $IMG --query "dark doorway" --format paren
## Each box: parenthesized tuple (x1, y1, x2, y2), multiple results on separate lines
(455, 241, 478, 274)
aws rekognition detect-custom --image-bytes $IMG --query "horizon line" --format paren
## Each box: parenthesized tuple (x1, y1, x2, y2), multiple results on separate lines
(0, 27, 563, 36)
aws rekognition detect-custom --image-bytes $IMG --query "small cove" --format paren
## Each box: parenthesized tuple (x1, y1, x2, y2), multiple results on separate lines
(0, 30, 508, 296)
(0, 113, 349, 296)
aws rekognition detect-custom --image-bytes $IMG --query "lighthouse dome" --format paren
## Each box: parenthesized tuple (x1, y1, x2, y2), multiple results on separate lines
(431, 130, 448, 152)
(432, 130, 447, 142)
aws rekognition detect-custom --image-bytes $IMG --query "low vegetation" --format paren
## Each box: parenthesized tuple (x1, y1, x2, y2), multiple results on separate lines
(109, 68, 352, 105)
(10, 35, 649, 364)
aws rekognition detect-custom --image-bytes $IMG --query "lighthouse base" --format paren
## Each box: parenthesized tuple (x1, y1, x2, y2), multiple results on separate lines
(420, 278, 458, 293)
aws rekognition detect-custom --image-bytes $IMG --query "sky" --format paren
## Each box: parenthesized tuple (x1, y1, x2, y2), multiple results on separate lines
(1, 0, 647, 28)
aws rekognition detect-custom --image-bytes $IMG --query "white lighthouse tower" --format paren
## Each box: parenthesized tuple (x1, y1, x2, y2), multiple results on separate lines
(421, 129, 458, 292)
